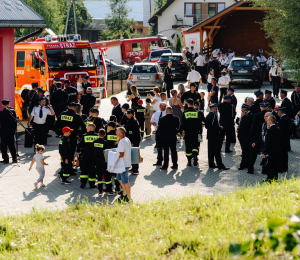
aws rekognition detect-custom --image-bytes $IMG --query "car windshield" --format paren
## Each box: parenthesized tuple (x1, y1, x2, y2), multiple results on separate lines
(132, 65, 157, 73)
(46, 48, 96, 69)
(160, 56, 182, 62)
(231, 60, 254, 67)
(150, 50, 172, 58)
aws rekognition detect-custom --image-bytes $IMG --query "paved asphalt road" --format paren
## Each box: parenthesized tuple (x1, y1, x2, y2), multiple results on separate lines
(0, 81, 298, 215)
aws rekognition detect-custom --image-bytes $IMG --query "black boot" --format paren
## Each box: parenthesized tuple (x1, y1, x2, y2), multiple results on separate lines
(187, 158, 192, 167)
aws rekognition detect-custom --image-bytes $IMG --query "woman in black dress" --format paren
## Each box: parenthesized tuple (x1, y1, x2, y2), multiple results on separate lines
(127, 86, 140, 109)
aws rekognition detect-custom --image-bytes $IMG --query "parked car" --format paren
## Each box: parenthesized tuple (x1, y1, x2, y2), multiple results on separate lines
(98, 59, 131, 79)
(142, 48, 173, 63)
(227, 57, 261, 87)
(158, 53, 190, 79)
(127, 62, 165, 92)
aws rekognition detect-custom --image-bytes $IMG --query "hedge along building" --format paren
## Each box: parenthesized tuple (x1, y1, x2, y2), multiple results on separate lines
(0, 0, 45, 108)
(186, 0, 271, 56)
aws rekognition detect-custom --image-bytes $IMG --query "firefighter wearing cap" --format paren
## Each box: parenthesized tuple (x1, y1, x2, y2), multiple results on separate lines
(104, 121, 121, 193)
(120, 103, 130, 126)
(28, 97, 55, 147)
(125, 109, 140, 174)
(77, 123, 99, 188)
(218, 95, 236, 153)
(180, 83, 201, 110)
(82, 75, 92, 94)
(28, 87, 49, 114)
(55, 102, 86, 174)
(59, 127, 74, 184)
(80, 87, 96, 116)
(64, 80, 79, 105)
(180, 99, 203, 167)
(85, 108, 104, 133)
(280, 89, 292, 118)
(51, 82, 69, 117)
(27, 83, 38, 109)
(264, 90, 275, 110)
(205, 103, 229, 170)
(227, 88, 237, 109)
(252, 90, 264, 114)
(0, 98, 17, 163)
(135, 99, 145, 138)
(49, 77, 61, 102)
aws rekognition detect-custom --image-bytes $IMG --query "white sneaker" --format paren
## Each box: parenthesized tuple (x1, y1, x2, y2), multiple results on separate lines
(34, 182, 38, 189)
(40, 183, 46, 188)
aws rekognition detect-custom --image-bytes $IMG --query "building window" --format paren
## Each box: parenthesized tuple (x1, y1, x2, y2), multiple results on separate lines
(185, 3, 193, 16)
(208, 3, 216, 16)
(17, 51, 25, 67)
(218, 3, 225, 12)
(132, 43, 142, 51)
(137, 28, 143, 33)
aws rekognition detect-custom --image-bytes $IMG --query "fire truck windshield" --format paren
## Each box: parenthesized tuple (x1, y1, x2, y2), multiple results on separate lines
(46, 48, 96, 69)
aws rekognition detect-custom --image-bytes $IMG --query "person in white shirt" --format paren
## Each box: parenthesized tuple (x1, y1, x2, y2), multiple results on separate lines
(76, 78, 84, 95)
(212, 48, 220, 57)
(147, 87, 161, 112)
(151, 102, 167, 165)
(256, 52, 267, 83)
(116, 127, 132, 202)
(194, 53, 205, 78)
(269, 61, 283, 98)
(190, 46, 196, 56)
(187, 65, 203, 91)
(224, 53, 231, 67)
(246, 51, 254, 60)
(218, 71, 230, 103)
(28, 97, 55, 147)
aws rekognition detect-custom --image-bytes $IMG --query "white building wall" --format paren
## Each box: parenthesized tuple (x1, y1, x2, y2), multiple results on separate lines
(157, 0, 235, 51)
(143, 0, 155, 27)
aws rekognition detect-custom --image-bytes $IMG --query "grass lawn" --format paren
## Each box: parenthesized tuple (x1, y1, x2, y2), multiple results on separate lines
(1, 178, 300, 259)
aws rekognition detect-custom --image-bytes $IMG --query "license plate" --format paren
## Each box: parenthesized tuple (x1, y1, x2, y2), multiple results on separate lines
(171, 68, 175, 70)
(238, 70, 248, 73)
(138, 77, 150, 80)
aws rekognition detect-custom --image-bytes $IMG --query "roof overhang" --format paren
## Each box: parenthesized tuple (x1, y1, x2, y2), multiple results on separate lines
(0, 23, 46, 28)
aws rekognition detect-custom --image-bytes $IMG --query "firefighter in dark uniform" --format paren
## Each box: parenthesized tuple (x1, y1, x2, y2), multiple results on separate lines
(205, 104, 229, 170)
(280, 89, 292, 118)
(82, 75, 92, 94)
(277, 107, 291, 173)
(27, 82, 38, 109)
(180, 83, 201, 110)
(51, 82, 69, 117)
(80, 87, 96, 116)
(264, 90, 275, 110)
(85, 108, 104, 133)
(135, 99, 145, 138)
(253, 90, 264, 114)
(55, 102, 86, 175)
(125, 109, 140, 174)
(291, 86, 300, 138)
(105, 121, 121, 193)
(59, 126, 73, 184)
(49, 77, 60, 102)
(218, 95, 236, 153)
(28, 87, 49, 114)
(227, 88, 237, 110)
(120, 103, 129, 126)
(93, 129, 110, 195)
(237, 104, 253, 170)
(77, 123, 99, 188)
(164, 60, 174, 98)
(248, 102, 268, 174)
(180, 99, 203, 167)
(0, 99, 17, 163)
(64, 80, 79, 105)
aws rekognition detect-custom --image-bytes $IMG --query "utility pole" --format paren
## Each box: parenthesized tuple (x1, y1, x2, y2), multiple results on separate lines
(64, 0, 77, 35)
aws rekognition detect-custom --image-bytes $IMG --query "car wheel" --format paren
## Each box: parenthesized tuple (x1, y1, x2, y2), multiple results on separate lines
(117, 70, 127, 80)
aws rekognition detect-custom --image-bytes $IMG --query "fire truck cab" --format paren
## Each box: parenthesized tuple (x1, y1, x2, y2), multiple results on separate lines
(15, 35, 106, 106)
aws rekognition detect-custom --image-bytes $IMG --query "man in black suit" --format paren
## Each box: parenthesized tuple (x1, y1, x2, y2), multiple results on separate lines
(218, 95, 236, 153)
(164, 60, 173, 98)
(237, 104, 253, 170)
(27, 82, 38, 110)
(291, 86, 300, 138)
(253, 90, 264, 114)
(80, 87, 96, 116)
(264, 90, 275, 110)
(110, 97, 123, 123)
(227, 88, 237, 109)
(207, 55, 220, 79)
(246, 97, 257, 115)
(158, 106, 180, 170)
(248, 102, 268, 174)
(51, 82, 69, 117)
(277, 107, 291, 173)
(205, 104, 229, 170)
(262, 115, 281, 182)
(280, 89, 292, 118)
(49, 77, 60, 102)
(82, 75, 92, 94)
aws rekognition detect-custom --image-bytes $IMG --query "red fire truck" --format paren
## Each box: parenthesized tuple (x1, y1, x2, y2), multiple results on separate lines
(90, 36, 168, 65)
(15, 35, 107, 105)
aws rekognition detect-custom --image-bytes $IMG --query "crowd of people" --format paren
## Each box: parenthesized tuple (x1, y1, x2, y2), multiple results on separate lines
(0, 47, 300, 202)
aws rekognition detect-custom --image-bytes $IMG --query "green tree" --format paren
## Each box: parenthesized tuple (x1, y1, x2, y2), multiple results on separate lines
(253, 0, 300, 84)
(153, 0, 167, 13)
(15, 0, 91, 37)
(175, 36, 182, 53)
(99, 0, 136, 40)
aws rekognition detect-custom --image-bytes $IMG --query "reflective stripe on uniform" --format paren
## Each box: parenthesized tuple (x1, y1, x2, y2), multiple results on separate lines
(59, 140, 63, 145)
(85, 121, 93, 126)
(84, 135, 99, 142)
(184, 112, 198, 119)
(137, 109, 144, 112)
(192, 149, 198, 152)
(140, 130, 144, 132)
(106, 181, 112, 184)
(80, 175, 88, 178)
(98, 181, 103, 184)
(61, 115, 73, 121)
(63, 174, 70, 177)
(94, 143, 104, 148)
(129, 131, 132, 134)
(107, 135, 118, 141)
(186, 153, 192, 156)
(89, 178, 96, 181)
